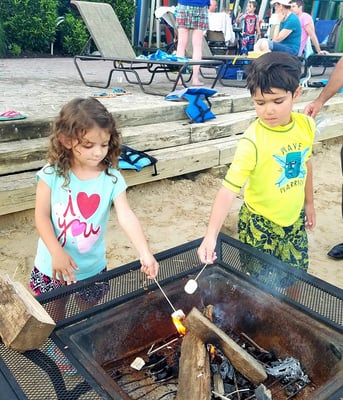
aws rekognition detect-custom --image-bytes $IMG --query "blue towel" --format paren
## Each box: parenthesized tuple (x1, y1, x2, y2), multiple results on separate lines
(137, 49, 189, 62)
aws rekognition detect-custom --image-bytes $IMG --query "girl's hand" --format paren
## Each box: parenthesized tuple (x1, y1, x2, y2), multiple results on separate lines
(140, 253, 159, 280)
(51, 248, 78, 284)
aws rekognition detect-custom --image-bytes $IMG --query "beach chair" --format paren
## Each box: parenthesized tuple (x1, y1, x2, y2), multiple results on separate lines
(71, 1, 222, 95)
(305, 17, 343, 77)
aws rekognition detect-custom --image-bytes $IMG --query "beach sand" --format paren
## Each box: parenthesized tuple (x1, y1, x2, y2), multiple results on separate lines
(0, 140, 342, 290)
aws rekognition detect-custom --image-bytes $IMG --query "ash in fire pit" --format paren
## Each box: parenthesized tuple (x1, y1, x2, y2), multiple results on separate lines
(100, 304, 314, 400)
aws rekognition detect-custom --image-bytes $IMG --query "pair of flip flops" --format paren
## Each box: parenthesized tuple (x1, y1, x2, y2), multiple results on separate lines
(0, 110, 27, 121)
(327, 243, 343, 260)
(47, 343, 77, 376)
(92, 88, 130, 98)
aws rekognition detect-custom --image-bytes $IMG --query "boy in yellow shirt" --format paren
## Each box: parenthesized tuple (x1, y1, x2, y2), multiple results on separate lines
(198, 51, 316, 271)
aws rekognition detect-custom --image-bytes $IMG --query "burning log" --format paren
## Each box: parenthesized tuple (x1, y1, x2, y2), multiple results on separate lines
(176, 330, 212, 400)
(0, 275, 55, 351)
(183, 307, 267, 385)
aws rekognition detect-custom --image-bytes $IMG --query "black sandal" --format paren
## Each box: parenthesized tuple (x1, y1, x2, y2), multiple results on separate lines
(327, 243, 343, 259)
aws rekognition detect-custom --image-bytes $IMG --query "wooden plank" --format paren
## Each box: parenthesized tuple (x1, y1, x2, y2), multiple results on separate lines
(0, 171, 36, 215)
(189, 112, 254, 143)
(176, 331, 211, 400)
(0, 137, 48, 175)
(0, 140, 223, 216)
(121, 120, 191, 150)
(184, 307, 267, 384)
(315, 116, 343, 141)
(121, 142, 221, 186)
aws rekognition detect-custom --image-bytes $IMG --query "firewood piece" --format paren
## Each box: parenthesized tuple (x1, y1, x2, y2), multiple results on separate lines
(176, 331, 211, 400)
(183, 307, 267, 384)
(213, 373, 225, 398)
(203, 304, 214, 321)
(0, 275, 55, 352)
(255, 384, 272, 400)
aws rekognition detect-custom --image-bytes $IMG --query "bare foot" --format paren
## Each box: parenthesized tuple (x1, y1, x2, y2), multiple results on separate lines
(191, 81, 204, 86)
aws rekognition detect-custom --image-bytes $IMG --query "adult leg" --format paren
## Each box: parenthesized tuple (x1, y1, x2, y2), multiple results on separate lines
(254, 38, 270, 53)
(191, 28, 204, 85)
(176, 27, 189, 58)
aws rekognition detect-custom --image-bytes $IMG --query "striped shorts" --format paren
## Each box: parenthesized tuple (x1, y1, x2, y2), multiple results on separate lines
(175, 4, 209, 31)
(238, 202, 308, 271)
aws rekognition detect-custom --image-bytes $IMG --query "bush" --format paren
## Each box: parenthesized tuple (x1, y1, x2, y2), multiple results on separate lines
(0, 20, 5, 56)
(58, 13, 88, 55)
(91, 0, 135, 39)
(0, 0, 135, 56)
(0, 0, 58, 55)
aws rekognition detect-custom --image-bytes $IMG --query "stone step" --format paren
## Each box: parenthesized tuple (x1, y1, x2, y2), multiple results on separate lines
(0, 93, 248, 143)
(0, 111, 253, 175)
(0, 136, 239, 216)
(1, 94, 343, 216)
(3, 95, 343, 176)
(0, 88, 338, 143)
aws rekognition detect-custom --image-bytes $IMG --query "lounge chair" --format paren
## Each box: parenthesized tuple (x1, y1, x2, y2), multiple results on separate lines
(304, 17, 343, 77)
(71, 1, 223, 95)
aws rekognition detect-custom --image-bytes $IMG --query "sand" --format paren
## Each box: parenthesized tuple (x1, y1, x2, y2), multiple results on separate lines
(0, 140, 342, 290)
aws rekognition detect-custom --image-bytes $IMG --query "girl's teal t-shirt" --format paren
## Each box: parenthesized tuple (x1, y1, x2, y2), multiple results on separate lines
(34, 164, 127, 280)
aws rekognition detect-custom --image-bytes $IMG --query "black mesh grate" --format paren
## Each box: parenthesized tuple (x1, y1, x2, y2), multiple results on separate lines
(217, 234, 343, 329)
(0, 233, 342, 399)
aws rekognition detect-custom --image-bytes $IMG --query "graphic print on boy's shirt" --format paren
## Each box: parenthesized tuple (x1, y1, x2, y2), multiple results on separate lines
(273, 147, 309, 187)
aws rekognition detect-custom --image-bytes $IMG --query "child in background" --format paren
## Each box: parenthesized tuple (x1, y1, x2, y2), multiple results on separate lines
(236, 0, 261, 55)
(198, 52, 316, 275)
(30, 97, 159, 374)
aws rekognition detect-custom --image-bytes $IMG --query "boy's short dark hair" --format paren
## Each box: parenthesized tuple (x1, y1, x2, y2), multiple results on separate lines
(246, 52, 302, 96)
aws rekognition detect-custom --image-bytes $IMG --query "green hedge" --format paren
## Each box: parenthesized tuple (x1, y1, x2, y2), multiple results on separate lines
(0, 0, 135, 56)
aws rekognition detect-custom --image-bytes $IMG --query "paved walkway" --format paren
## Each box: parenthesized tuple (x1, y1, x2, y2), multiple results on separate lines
(0, 57, 248, 122)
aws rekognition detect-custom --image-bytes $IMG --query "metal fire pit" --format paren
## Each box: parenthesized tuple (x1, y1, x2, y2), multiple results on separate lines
(0, 233, 342, 399)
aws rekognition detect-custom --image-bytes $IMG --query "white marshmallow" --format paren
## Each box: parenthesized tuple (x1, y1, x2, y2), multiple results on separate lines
(184, 279, 198, 294)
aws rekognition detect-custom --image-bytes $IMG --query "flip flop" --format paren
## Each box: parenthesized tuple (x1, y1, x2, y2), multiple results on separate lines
(0, 110, 27, 121)
(92, 92, 118, 98)
(92, 88, 130, 98)
(112, 88, 130, 95)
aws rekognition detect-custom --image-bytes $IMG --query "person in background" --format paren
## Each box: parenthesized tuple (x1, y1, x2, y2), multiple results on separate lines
(304, 56, 343, 259)
(254, 0, 301, 56)
(291, 0, 329, 56)
(175, 0, 216, 86)
(304, 56, 343, 117)
(235, 0, 261, 55)
(30, 97, 159, 374)
(198, 52, 316, 276)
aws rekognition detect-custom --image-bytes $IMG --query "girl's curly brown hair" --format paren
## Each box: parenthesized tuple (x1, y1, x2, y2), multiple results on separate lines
(47, 97, 121, 186)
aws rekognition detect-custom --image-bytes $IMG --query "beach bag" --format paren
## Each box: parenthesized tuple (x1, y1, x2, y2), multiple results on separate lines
(119, 145, 158, 175)
(217, 58, 251, 79)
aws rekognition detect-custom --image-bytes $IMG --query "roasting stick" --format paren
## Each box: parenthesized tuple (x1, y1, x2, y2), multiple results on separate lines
(154, 278, 176, 312)
(147, 337, 179, 356)
(212, 389, 250, 399)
